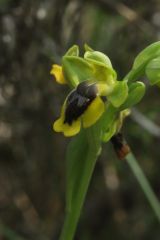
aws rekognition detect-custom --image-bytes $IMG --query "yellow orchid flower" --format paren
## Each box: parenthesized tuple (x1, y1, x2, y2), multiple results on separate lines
(53, 81, 106, 136)
(51, 45, 130, 137)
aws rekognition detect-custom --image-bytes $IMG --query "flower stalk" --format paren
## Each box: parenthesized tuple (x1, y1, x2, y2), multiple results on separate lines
(126, 153, 160, 222)
(111, 133, 160, 223)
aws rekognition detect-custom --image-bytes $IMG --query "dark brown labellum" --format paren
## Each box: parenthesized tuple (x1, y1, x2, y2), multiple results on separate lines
(64, 82, 98, 125)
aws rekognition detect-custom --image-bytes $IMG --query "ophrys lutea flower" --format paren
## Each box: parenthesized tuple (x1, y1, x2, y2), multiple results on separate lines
(51, 45, 129, 137)
(53, 81, 107, 136)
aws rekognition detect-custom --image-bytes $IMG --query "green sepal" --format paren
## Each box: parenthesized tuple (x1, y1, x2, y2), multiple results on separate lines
(84, 43, 94, 52)
(145, 57, 160, 85)
(102, 119, 118, 142)
(102, 109, 130, 142)
(107, 80, 128, 107)
(120, 82, 146, 109)
(65, 45, 79, 57)
(84, 50, 112, 67)
(84, 51, 117, 82)
(62, 56, 94, 87)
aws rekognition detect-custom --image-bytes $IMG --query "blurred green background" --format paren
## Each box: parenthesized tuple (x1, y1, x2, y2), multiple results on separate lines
(0, 0, 160, 239)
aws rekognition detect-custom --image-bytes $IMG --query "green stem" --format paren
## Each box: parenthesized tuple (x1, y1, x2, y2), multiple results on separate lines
(123, 65, 145, 83)
(60, 129, 101, 240)
(126, 153, 160, 222)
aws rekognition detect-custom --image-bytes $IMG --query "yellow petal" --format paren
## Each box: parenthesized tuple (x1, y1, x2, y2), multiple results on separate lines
(53, 118, 81, 137)
(53, 101, 66, 132)
(53, 101, 81, 137)
(50, 64, 66, 84)
(53, 118, 64, 132)
(82, 97, 105, 128)
(63, 119, 81, 137)
(97, 82, 114, 96)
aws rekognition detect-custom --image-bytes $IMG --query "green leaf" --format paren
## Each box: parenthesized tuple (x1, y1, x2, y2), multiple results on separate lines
(107, 80, 128, 107)
(120, 82, 146, 109)
(65, 130, 89, 211)
(59, 104, 117, 240)
(60, 127, 102, 240)
(145, 57, 160, 85)
(62, 56, 94, 87)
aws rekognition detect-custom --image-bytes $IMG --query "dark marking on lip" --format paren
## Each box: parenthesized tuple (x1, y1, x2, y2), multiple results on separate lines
(64, 82, 98, 125)
(101, 96, 107, 102)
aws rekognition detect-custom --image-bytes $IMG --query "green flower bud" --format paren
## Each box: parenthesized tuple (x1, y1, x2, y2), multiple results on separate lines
(145, 57, 160, 86)
(107, 80, 128, 107)
(120, 82, 145, 109)
(133, 41, 160, 70)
